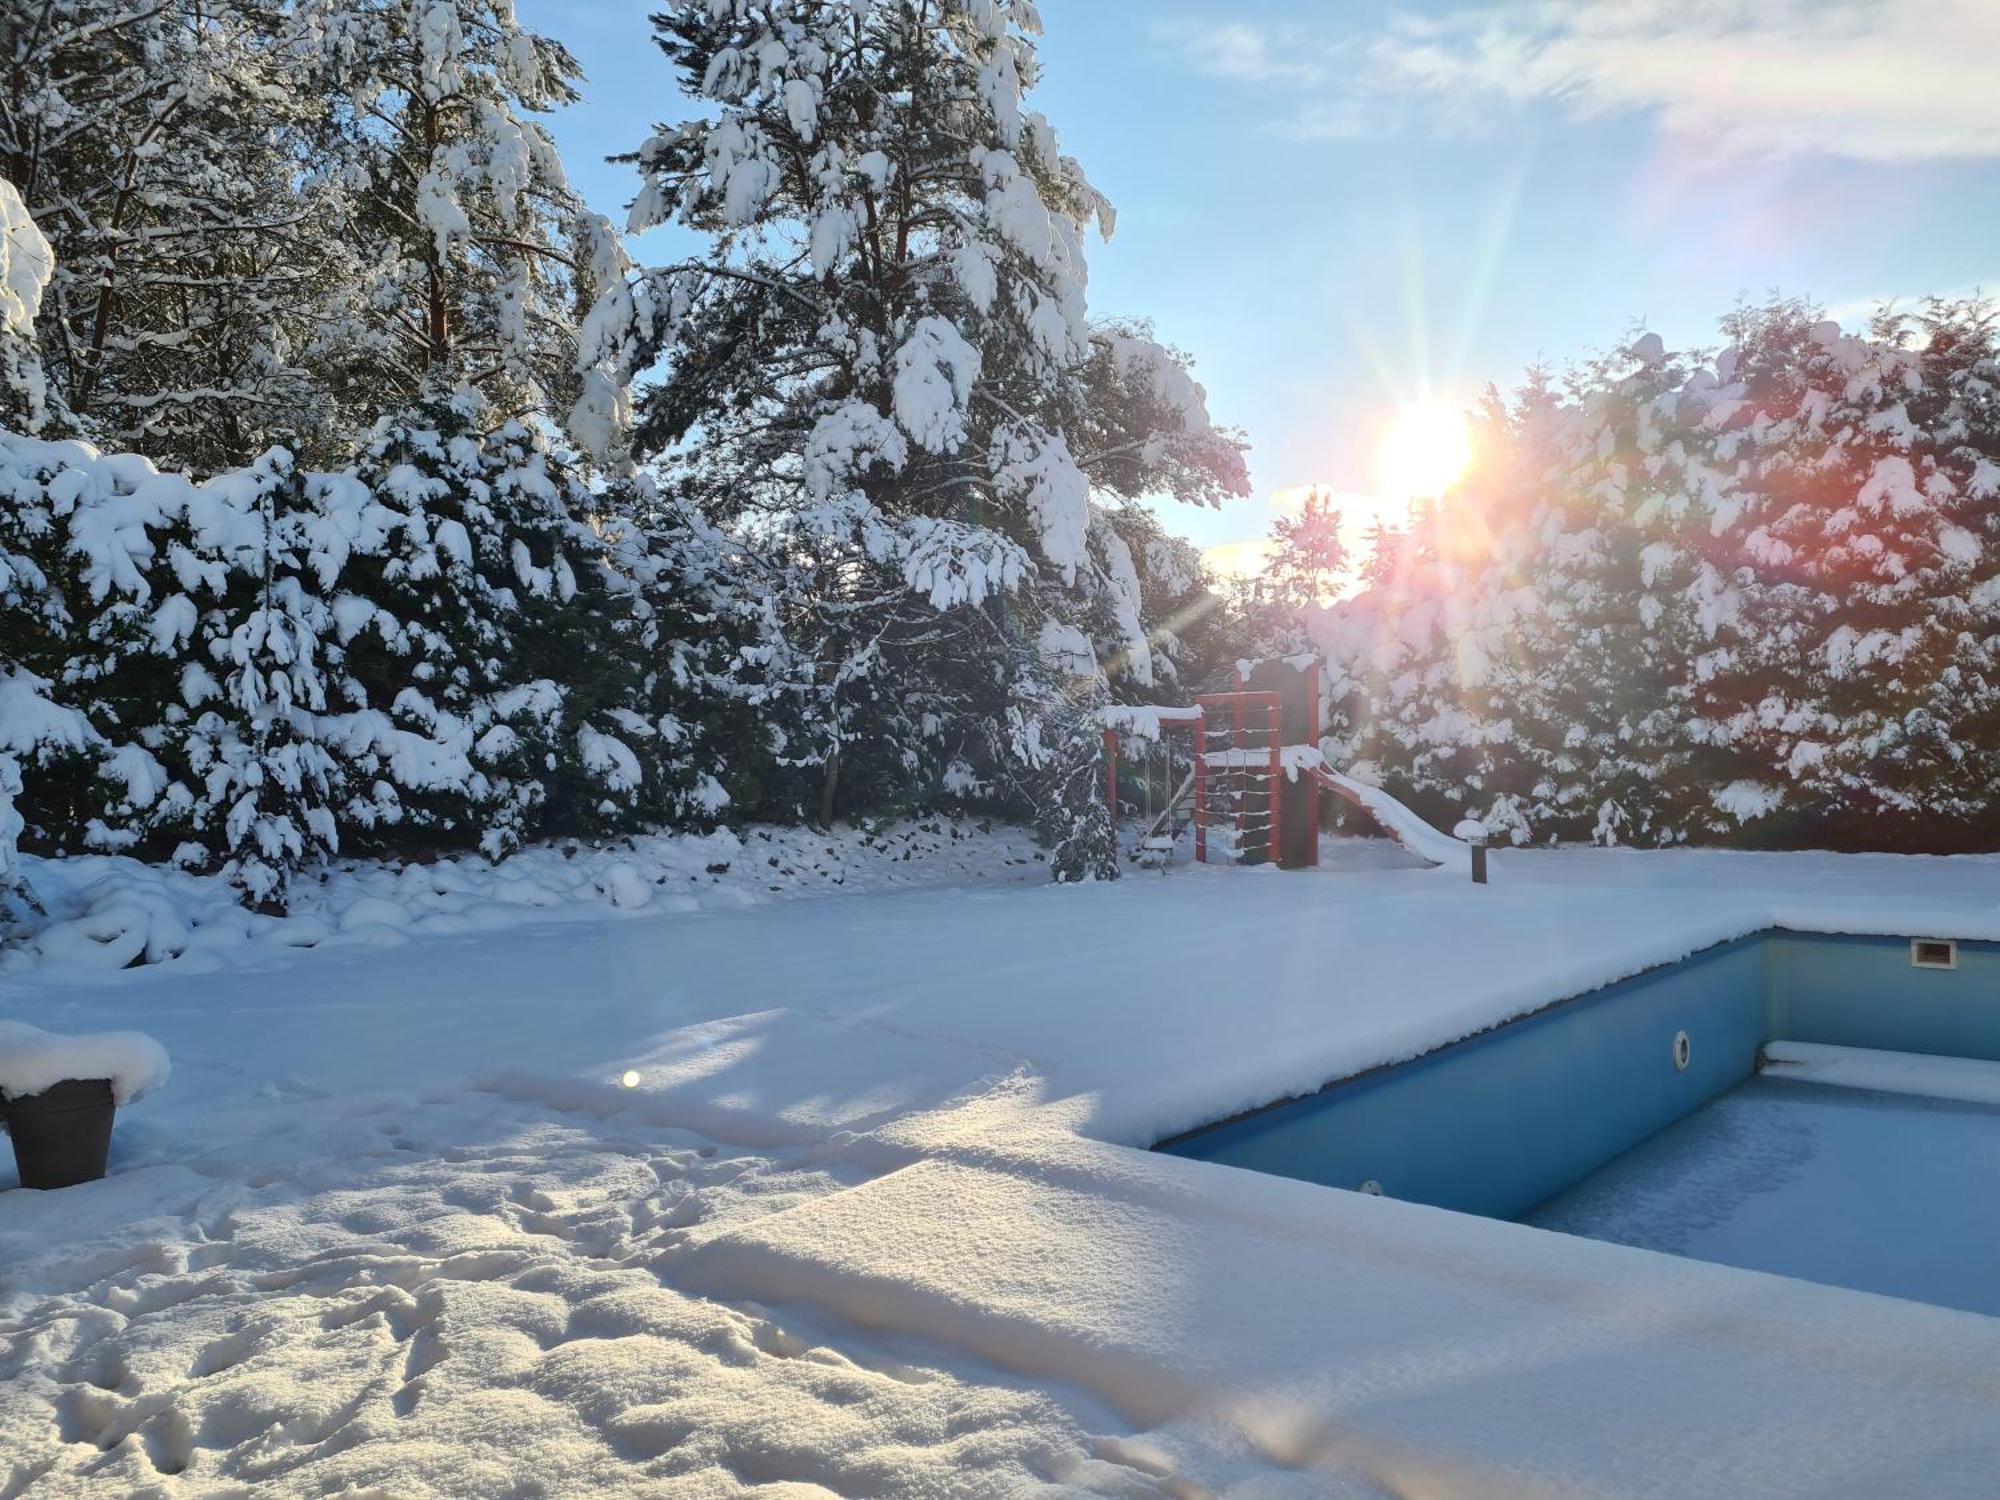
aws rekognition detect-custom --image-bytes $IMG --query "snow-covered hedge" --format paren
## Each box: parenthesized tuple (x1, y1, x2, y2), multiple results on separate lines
(0, 397, 739, 911)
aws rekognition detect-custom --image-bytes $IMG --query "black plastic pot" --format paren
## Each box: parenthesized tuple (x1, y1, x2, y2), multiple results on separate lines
(4, 1078, 116, 1189)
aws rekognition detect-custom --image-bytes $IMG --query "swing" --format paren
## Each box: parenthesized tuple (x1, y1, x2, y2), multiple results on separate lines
(1135, 733, 1181, 869)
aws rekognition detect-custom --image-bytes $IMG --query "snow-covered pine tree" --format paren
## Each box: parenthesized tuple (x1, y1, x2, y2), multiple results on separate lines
(295, 0, 599, 435)
(0, 436, 93, 923)
(1913, 298, 2000, 848)
(1507, 332, 1707, 845)
(316, 387, 693, 860)
(0, 427, 346, 902)
(1092, 501, 1221, 691)
(1236, 487, 1347, 661)
(1264, 488, 1348, 617)
(1311, 381, 1564, 842)
(165, 449, 345, 904)
(4, 0, 361, 469)
(623, 0, 1247, 869)
(1704, 299, 2000, 848)
(1313, 293, 2000, 853)
(1, 184, 87, 922)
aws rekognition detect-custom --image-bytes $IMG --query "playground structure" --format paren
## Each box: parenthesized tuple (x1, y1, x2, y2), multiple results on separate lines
(1102, 656, 1467, 871)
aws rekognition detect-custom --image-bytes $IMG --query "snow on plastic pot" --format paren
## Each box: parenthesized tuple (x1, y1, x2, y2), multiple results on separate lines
(0, 1021, 169, 1191)
(3, 1078, 117, 1189)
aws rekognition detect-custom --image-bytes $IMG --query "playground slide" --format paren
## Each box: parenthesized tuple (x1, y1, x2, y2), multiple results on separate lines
(1312, 767, 1471, 870)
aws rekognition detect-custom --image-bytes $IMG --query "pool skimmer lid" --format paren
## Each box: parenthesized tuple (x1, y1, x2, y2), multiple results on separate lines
(1911, 938, 1958, 970)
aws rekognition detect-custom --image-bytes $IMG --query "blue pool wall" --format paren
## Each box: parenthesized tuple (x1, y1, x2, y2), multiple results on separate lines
(1158, 930, 2000, 1221)
(1770, 932, 2000, 1061)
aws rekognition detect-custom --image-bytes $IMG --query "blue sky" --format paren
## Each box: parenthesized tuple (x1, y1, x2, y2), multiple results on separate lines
(522, 0, 2000, 564)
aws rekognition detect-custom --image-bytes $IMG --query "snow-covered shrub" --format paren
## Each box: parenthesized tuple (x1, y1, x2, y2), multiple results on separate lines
(0, 400, 745, 905)
(323, 389, 735, 859)
(0, 433, 345, 903)
(1, 192, 87, 921)
(1, 434, 103, 923)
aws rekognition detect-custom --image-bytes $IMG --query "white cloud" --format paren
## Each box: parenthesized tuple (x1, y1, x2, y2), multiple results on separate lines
(1156, 1, 2000, 163)
(1201, 536, 1274, 582)
(1150, 20, 1337, 90)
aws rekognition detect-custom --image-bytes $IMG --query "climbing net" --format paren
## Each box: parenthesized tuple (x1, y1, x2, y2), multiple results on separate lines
(1195, 691, 1281, 865)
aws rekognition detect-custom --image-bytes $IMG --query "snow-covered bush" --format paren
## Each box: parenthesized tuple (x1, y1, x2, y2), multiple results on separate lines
(0, 403, 743, 905)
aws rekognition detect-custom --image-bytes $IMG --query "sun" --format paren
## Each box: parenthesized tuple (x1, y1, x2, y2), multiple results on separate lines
(1378, 400, 1473, 501)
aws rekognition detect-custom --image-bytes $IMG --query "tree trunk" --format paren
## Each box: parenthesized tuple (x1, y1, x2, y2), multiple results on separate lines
(818, 746, 840, 830)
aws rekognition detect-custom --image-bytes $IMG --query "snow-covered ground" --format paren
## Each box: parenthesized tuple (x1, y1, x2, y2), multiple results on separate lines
(5, 831, 2000, 1496)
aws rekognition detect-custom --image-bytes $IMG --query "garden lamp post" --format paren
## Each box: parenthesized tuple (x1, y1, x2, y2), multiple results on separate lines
(1455, 818, 1490, 884)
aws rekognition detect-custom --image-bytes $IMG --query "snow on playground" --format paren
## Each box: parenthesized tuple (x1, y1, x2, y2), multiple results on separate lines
(5, 828, 2000, 1496)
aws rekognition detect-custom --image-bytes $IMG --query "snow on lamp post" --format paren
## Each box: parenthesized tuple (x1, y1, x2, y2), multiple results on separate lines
(1454, 818, 1490, 885)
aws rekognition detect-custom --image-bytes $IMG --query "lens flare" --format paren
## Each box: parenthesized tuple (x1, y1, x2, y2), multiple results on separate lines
(1379, 400, 1473, 501)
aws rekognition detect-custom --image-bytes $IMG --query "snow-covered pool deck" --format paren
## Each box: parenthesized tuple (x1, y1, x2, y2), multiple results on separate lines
(5, 842, 2000, 1495)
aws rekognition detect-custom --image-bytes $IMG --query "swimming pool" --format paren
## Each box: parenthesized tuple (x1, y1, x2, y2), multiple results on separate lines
(1159, 930, 2000, 1309)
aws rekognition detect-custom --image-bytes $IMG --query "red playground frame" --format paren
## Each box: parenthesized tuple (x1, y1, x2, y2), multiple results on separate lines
(1102, 691, 1289, 866)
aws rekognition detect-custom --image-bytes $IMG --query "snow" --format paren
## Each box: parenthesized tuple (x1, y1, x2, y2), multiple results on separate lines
(0, 180, 53, 340)
(0, 1020, 168, 1105)
(989, 425, 1088, 583)
(6, 839, 2000, 1493)
(802, 400, 908, 501)
(1714, 778, 1787, 824)
(1318, 766, 1472, 868)
(4, 817, 1043, 976)
(1761, 1040, 2000, 1108)
(1529, 1074, 2000, 1317)
(1096, 704, 1202, 742)
(1096, 330, 1214, 435)
(890, 316, 980, 454)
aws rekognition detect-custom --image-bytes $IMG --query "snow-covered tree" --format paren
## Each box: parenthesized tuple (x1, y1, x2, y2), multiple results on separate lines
(6, 0, 625, 472)
(4, 0, 361, 467)
(1683, 299, 2000, 846)
(621, 0, 1247, 866)
(0, 442, 94, 923)
(0, 186, 84, 921)
(296, 0, 607, 437)
(164, 450, 345, 903)
(1311, 294, 2000, 853)
(314, 386, 734, 859)
(0, 181, 53, 431)
(1235, 487, 1348, 662)
(0, 429, 343, 900)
